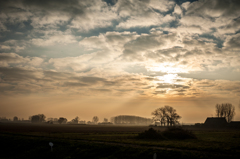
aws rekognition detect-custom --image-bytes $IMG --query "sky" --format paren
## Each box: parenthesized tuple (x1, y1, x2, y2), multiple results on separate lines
(0, 0, 240, 123)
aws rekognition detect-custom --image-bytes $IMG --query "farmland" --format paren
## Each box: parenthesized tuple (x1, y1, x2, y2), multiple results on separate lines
(0, 122, 240, 159)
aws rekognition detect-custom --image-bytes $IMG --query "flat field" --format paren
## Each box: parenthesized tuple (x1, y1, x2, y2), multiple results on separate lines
(0, 123, 240, 159)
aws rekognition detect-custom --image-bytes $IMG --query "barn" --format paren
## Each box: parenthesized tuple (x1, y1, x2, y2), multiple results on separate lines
(204, 117, 228, 127)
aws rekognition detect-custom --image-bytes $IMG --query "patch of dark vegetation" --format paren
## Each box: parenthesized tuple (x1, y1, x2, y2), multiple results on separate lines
(0, 133, 217, 159)
(137, 128, 165, 140)
(162, 127, 197, 140)
(138, 127, 197, 140)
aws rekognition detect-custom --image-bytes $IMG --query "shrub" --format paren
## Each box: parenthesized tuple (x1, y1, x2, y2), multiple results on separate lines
(162, 127, 197, 140)
(137, 128, 165, 140)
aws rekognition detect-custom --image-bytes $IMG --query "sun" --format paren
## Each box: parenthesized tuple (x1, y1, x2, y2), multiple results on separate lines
(157, 74, 178, 84)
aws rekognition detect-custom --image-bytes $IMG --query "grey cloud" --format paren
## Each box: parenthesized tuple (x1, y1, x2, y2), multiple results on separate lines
(175, 84, 190, 89)
(157, 84, 174, 88)
(153, 90, 166, 94)
(0, 0, 86, 17)
(63, 82, 89, 87)
(224, 34, 240, 49)
(186, 0, 240, 18)
(0, 0, 116, 35)
(176, 92, 185, 95)
(122, 32, 177, 60)
(71, 76, 122, 86)
(72, 76, 106, 84)
(0, 53, 25, 63)
(157, 83, 190, 89)
(145, 46, 186, 61)
(177, 89, 186, 92)
(145, 77, 158, 81)
(0, 67, 40, 82)
(43, 71, 72, 80)
(90, 88, 111, 92)
(142, 86, 154, 89)
(116, 89, 133, 92)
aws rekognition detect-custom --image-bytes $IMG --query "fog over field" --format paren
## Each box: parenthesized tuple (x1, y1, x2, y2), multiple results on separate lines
(0, 0, 240, 123)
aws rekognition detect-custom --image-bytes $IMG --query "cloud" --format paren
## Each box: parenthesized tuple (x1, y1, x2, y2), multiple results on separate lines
(31, 32, 77, 46)
(0, 53, 44, 67)
(0, 0, 240, 101)
(116, 0, 175, 28)
(223, 33, 240, 49)
(0, 67, 43, 82)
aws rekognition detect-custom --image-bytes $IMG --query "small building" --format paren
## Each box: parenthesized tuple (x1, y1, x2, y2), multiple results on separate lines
(229, 121, 240, 127)
(204, 117, 228, 127)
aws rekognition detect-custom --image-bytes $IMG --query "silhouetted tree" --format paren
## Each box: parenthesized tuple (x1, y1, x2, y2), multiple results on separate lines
(215, 103, 235, 122)
(30, 114, 46, 123)
(165, 106, 181, 126)
(71, 116, 79, 124)
(104, 118, 108, 122)
(13, 116, 18, 121)
(152, 107, 167, 126)
(58, 117, 67, 124)
(152, 106, 181, 126)
(92, 116, 99, 124)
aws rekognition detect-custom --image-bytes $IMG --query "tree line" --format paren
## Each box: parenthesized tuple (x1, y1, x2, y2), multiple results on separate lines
(27, 115, 100, 124)
(151, 102, 236, 126)
(215, 103, 235, 122)
(2, 102, 236, 125)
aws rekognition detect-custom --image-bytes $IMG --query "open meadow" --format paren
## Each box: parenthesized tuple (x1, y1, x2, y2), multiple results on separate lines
(0, 122, 240, 159)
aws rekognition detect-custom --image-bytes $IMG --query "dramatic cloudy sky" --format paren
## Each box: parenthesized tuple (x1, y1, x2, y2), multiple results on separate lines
(0, 0, 240, 123)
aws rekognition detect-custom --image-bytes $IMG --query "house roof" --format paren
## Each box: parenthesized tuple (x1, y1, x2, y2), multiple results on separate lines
(204, 117, 228, 125)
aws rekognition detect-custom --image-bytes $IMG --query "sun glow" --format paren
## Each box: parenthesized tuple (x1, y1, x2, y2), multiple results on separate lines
(146, 63, 188, 73)
(156, 74, 178, 84)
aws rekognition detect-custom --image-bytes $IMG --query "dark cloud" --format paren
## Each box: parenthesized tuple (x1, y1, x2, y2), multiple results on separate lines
(0, 67, 40, 82)
(224, 34, 240, 49)
(72, 76, 106, 84)
(102, 0, 118, 6)
(43, 71, 72, 80)
(0, 0, 85, 16)
(90, 88, 111, 92)
(156, 83, 190, 89)
(122, 32, 177, 61)
(63, 82, 89, 87)
(177, 89, 186, 92)
(186, 0, 240, 18)
(153, 90, 166, 94)
(0, 53, 23, 62)
(157, 83, 174, 88)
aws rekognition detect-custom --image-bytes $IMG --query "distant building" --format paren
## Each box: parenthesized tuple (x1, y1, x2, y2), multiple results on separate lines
(111, 115, 152, 125)
(204, 117, 228, 127)
(229, 121, 240, 127)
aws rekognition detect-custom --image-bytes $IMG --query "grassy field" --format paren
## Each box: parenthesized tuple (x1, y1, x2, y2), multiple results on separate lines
(0, 123, 240, 159)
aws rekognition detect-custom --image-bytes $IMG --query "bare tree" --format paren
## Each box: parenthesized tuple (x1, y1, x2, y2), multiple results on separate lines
(58, 117, 67, 124)
(29, 114, 46, 123)
(71, 116, 79, 124)
(152, 106, 181, 126)
(215, 103, 235, 122)
(13, 116, 18, 121)
(92, 116, 99, 124)
(104, 118, 108, 122)
(151, 107, 167, 126)
(165, 106, 181, 126)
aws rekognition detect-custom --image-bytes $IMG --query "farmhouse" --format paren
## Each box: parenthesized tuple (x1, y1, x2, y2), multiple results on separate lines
(204, 117, 228, 127)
